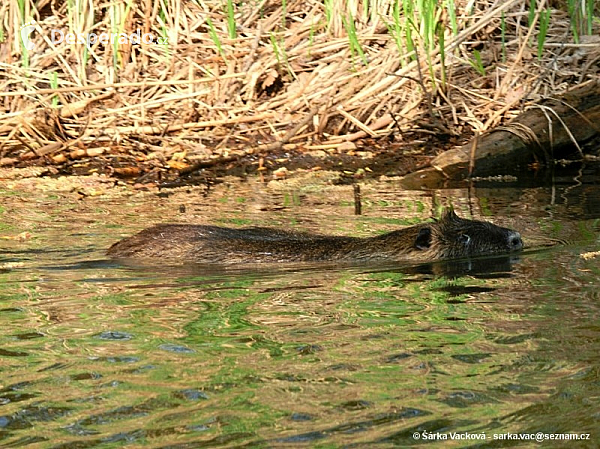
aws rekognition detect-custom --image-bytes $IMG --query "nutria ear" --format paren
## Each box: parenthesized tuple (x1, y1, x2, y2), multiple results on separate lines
(441, 208, 459, 221)
(414, 227, 432, 250)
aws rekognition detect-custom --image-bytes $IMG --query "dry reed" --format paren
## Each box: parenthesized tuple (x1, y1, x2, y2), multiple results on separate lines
(0, 0, 598, 173)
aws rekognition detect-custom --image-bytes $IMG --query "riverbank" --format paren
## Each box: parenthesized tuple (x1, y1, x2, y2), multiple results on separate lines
(1, 0, 598, 186)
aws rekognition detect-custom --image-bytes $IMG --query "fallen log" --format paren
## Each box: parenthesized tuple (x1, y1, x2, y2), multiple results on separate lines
(402, 81, 600, 188)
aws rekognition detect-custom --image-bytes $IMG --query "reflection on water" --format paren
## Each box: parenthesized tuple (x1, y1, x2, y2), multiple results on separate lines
(0, 170, 599, 447)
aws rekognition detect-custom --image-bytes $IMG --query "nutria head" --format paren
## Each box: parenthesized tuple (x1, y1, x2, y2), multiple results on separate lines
(414, 209, 523, 259)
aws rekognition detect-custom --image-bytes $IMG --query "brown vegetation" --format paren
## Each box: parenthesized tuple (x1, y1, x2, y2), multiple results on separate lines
(0, 0, 598, 181)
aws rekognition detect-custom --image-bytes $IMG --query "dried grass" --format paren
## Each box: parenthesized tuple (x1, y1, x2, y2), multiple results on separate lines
(0, 0, 598, 170)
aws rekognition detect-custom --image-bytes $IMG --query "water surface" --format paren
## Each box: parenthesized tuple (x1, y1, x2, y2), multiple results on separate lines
(0, 171, 598, 447)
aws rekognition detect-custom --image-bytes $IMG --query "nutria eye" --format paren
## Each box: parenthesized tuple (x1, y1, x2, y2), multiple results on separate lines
(458, 234, 471, 245)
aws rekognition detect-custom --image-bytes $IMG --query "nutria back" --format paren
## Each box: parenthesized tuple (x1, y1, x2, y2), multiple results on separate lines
(107, 210, 523, 264)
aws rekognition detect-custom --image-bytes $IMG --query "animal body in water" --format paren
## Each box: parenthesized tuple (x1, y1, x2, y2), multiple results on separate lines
(107, 209, 523, 265)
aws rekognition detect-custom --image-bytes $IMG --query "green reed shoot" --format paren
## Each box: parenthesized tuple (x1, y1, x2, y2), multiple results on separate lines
(413, 0, 443, 88)
(270, 32, 282, 66)
(386, 0, 456, 89)
(19, 19, 30, 68)
(437, 23, 446, 87)
(362, 0, 374, 24)
(567, 0, 579, 43)
(156, 5, 170, 57)
(584, 0, 594, 34)
(537, 8, 551, 59)
(445, 0, 457, 36)
(567, 0, 595, 43)
(387, 1, 406, 65)
(17, 0, 27, 23)
(528, 0, 536, 28)
(383, 0, 415, 65)
(469, 49, 486, 75)
(226, 0, 236, 39)
(269, 32, 293, 78)
(324, 0, 333, 30)
(281, 0, 287, 28)
(501, 11, 506, 63)
(403, 0, 415, 59)
(420, 0, 437, 52)
(206, 17, 224, 58)
(568, 0, 578, 42)
(51, 71, 59, 107)
(343, 13, 368, 66)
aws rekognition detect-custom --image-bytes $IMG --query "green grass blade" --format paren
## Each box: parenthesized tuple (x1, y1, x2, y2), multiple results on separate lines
(537, 8, 551, 59)
(342, 13, 368, 66)
(226, 0, 236, 39)
(469, 49, 486, 76)
(206, 17, 225, 59)
(501, 11, 506, 63)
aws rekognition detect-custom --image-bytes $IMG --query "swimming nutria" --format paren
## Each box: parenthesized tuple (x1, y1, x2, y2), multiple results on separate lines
(107, 209, 523, 264)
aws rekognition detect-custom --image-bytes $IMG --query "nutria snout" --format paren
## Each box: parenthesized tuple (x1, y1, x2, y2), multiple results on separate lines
(107, 209, 522, 264)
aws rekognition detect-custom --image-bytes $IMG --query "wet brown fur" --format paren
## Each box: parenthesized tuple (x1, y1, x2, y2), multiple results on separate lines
(107, 209, 523, 264)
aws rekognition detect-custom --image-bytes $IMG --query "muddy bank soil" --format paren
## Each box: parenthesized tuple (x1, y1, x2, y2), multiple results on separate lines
(3, 134, 450, 189)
